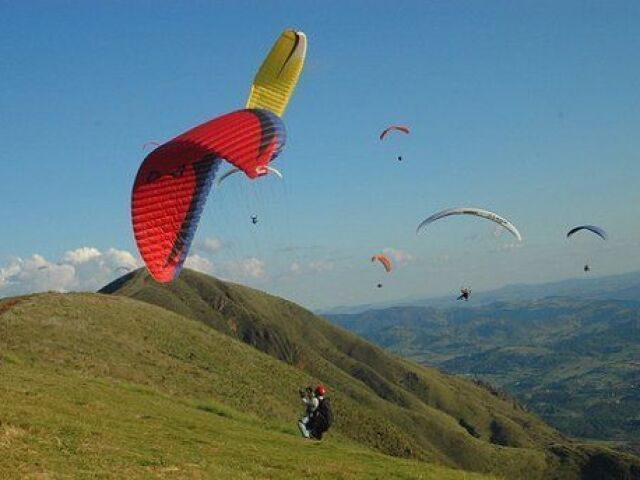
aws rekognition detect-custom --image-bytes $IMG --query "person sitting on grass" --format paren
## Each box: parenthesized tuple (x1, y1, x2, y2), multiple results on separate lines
(298, 385, 333, 440)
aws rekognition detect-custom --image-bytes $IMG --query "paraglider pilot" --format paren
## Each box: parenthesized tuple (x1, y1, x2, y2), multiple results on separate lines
(251, 215, 258, 225)
(457, 288, 471, 301)
(298, 385, 332, 440)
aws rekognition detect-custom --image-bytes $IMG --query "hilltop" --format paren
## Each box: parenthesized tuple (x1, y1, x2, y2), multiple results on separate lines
(98, 268, 640, 479)
(0, 292, 490, 479)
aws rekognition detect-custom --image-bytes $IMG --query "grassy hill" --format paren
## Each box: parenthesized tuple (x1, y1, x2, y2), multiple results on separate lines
(98, 269, 640, 479)
(328, 298, 640, 455)
(0, 292, 493, 479)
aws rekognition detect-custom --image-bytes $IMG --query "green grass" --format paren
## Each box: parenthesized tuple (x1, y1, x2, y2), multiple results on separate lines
(98, 270, 640, 479)
(0, 364, 493, 479)
(3, 282, 639, 479)
(0, 293, 492, 479)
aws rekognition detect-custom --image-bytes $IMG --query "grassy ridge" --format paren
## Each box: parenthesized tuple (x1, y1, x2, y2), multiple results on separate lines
(101, 269, 640, 479)
(1, 366, 491, 479)
(0, 293, 491, 479)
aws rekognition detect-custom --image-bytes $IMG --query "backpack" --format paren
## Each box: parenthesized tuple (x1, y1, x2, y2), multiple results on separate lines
(313, 397, 333, 433)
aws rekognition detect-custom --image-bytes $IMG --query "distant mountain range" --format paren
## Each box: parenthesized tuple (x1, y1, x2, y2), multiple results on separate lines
(320, 270, 640, 314)
(327, 296, 640, 455)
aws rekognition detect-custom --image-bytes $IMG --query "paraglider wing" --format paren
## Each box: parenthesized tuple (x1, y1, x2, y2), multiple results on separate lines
(131, 109, 286, 283)
(566, 225, 607, 240)
(371, 254, 393, 272)
(416, 207, 522, 242)
(379, 125, 410, 141)
(142, 141, 160, 151)
(216, 167, 241, 186)
(246, 30, 307, 117)
(256, 165, 284, 178)
(216, 165, 283, 187)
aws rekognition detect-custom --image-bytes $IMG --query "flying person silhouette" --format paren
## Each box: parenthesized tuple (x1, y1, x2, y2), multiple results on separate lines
(457, 288, 471, 301)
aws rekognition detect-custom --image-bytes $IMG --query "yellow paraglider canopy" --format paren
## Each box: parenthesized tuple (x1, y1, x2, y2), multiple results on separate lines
(245, 30, 307, 117)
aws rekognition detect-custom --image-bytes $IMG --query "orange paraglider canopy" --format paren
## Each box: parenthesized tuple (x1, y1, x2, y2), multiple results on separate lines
(371, 254, 393, 272)
(379, 125, 410, 141)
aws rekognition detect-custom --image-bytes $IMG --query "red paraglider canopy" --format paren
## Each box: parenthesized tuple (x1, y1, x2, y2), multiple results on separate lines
(131, 108, 286, 283)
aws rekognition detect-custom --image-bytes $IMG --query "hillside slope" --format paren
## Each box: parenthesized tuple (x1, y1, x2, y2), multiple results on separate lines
(0, 292, 492, 480)
(101, 269, 640, 479)
(328, 299, 640, 452)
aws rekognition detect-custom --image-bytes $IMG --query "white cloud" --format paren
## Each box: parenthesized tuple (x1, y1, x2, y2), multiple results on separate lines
(286, 259, 334, 277)
(276, 245, 324, 254)
(494, 241, 524, 253)
(185, 254, 214, 275)
(62, 247, 101, 264)
(226, 257, 267, 279)
(197, 236, 224, 254)
(308, 260, 334, 273)
(436, 253, 450, 264)
(0, 247, 142, 297)
(0, 255, 76, 295)
(383, 248, 414, 266)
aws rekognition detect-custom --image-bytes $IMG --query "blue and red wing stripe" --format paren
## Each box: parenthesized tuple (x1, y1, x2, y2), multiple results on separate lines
(131, 109, 286, 282)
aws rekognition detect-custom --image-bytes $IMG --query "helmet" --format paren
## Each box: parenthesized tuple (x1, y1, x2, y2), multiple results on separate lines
(315, 385, 326, 397)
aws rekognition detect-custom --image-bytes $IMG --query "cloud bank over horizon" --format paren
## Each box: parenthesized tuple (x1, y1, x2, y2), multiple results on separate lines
(0, 244, 334, 299)
(3, 236, 640, 311)
(0, 247, 140, 296)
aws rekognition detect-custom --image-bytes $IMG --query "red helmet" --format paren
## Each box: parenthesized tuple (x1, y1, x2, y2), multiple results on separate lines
(315, 385, 326, 396)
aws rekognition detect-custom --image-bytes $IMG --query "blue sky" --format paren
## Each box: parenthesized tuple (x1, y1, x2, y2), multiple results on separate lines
(1, 1, 639, 309)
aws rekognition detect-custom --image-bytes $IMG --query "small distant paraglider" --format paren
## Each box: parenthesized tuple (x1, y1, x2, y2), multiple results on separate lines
(251, 215, 258, 225)
(380, 125, 410, 162)
(371, 253, 392, 289)
(457, 288, 471, 301)
(417, 208, 522, 298)
(566, 225, 607, 273)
